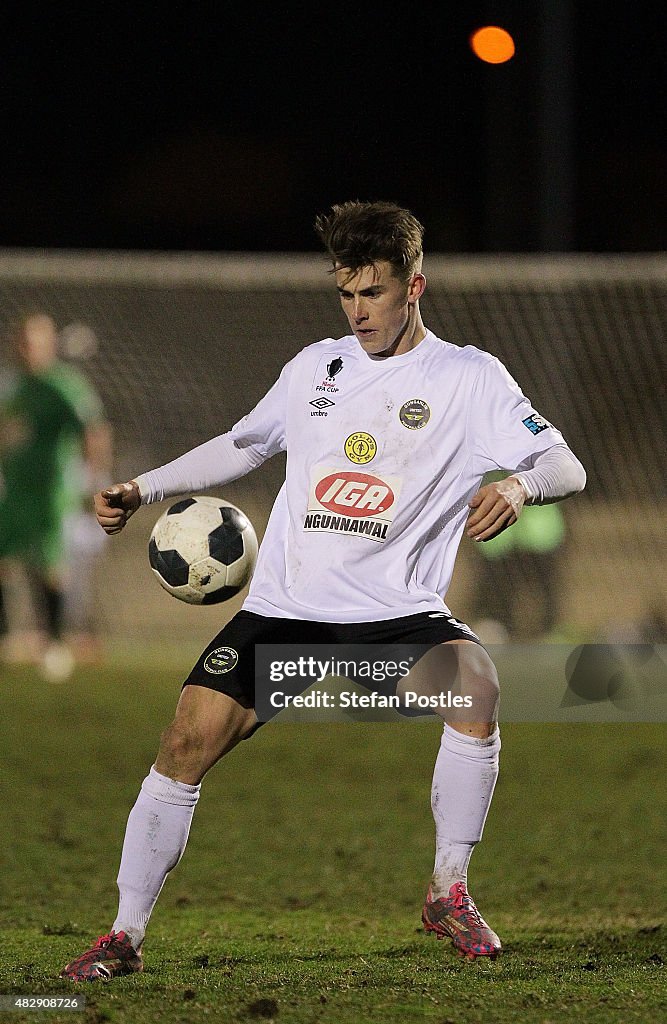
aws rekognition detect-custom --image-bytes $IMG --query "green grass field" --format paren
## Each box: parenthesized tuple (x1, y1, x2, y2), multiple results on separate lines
(0, 650, 665, 1024)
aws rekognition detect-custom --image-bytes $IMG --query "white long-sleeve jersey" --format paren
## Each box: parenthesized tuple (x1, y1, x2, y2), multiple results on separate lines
(137, 331, 585, 622)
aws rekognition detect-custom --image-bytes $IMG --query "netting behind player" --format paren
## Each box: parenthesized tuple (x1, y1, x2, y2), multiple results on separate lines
(0, 251, 664, 642)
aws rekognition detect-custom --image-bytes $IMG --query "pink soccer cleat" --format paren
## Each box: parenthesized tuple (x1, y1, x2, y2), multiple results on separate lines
(60, 930, 143, 982)
(422, 881, 502, 959)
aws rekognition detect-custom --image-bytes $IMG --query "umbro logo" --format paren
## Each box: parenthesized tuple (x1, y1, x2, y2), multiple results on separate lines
(310, 396, 335, 417)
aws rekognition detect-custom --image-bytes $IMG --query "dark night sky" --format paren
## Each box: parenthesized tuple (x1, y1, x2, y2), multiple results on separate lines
(1, 2, 665, 252)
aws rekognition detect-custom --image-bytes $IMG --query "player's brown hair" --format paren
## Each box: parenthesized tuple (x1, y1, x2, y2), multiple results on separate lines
(314, 200, 424, 282)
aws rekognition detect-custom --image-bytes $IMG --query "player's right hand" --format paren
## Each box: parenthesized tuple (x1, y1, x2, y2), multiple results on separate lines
(94, 480, 141, 534)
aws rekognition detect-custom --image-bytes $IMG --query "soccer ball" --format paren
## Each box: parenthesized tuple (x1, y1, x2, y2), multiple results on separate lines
(148, 496, 258, 604)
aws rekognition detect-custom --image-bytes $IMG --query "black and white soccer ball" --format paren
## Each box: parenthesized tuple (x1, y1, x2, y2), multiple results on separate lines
(148, 496, 258, 604)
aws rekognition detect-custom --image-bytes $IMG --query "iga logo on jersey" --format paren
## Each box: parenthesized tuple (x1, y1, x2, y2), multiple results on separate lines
(305, 467, 402, 542)
(316, 471, 394, 517)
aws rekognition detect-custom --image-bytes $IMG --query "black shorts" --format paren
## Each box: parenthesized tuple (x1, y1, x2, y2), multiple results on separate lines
(183, 610, 481, 719)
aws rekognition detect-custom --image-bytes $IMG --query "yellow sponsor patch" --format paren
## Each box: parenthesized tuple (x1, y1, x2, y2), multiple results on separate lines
(344, 431, 377, 464)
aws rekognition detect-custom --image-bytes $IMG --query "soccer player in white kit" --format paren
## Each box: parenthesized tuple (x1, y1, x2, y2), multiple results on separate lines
(61, 201, 586, 980)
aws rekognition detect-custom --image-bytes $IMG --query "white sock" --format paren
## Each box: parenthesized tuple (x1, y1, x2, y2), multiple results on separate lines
(430, 724, 501, 898)
(112, 766, 201, 949)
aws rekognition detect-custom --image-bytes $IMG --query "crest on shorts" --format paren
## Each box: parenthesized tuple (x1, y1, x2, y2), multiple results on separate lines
(204, 647, 239, 674)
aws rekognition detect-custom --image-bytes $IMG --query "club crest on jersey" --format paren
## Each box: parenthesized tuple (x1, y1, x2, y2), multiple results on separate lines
(522, 413, 551, 435)
(344, 431, 377, 464)
(399, 399, 431, 429)
(305, 467, 402, 543)
(313, 353, 345, 394)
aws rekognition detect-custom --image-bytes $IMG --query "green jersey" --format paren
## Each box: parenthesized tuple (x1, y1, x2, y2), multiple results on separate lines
(0, 361, 104, 567)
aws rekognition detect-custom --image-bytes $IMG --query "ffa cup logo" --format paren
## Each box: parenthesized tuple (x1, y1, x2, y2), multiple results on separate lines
(399, 399, 431, 429)
(203, 647, 239, 674)
(344, 431, 377, 464)
(314, 354, 345, 394)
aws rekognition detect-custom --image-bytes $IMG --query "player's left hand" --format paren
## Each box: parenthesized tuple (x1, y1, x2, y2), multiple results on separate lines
(466, 476, 528, 542)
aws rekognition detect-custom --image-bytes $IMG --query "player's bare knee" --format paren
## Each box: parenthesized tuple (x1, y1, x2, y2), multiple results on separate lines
(156, 720, 208, 779)
(156, 691, 257, 782)
(470, 661, 500, 706)
(428, 643, 500, 726)
(461, 668, 499, 725)
(458, 644, 499, 688)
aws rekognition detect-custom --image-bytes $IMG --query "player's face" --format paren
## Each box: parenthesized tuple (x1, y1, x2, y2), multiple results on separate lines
(14, 315, 58, 373)
(335, 261, 424, 357)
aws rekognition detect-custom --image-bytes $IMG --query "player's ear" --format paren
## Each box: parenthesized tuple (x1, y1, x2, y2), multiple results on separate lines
(408, 273, 426, 304)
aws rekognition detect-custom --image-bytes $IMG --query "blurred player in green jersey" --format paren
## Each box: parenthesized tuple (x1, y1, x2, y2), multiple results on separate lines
(0, 312, 112, 679)
(470, 470, 567, 642)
